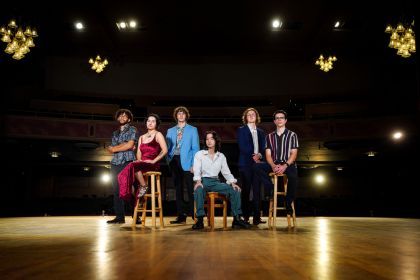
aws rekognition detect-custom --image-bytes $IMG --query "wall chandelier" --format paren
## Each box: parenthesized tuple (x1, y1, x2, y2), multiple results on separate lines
(315, 55, 337, 72)
(88, 55, 108, 73)
(385, 21, 416, 58)
(0, 19, 38, 60)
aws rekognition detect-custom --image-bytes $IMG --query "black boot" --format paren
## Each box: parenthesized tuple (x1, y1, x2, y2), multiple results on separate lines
(170, 214, 187, 224)
(192, 216, 204, 230)
(232, 215, 251, 229)
(107, 217, 125, 224)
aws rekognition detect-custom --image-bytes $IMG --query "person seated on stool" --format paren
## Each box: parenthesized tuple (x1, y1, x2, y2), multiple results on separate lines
(253, 110, 299, 227)
(192, 130, 251, 230)
(118, 113, 168, 222)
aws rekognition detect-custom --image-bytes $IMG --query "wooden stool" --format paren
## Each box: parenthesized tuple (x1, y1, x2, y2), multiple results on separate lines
(205, 192, 228, 230)
(268, 173, 296, 229)
(194, 192, 228, 230)
(132, 171, 164, 229)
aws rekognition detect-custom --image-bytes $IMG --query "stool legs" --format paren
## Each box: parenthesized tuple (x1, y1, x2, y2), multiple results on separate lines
(194, 192, 228, 230)
(210, 194, 215, 230)
(151, 174, 156, 228)
(132, 172, 164, 229)
(223, 199, 227, 229)
(268, 174, 295, 229)
(157, 175, 164, 228)
(273, 175, 278, 229)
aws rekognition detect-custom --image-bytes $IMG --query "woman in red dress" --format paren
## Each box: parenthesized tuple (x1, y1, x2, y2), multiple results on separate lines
(118, 113, 168, 201)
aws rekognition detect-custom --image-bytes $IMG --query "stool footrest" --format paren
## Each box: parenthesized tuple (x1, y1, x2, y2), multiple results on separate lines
(136, 209, 162, 212)
(144, 193, 160, 197)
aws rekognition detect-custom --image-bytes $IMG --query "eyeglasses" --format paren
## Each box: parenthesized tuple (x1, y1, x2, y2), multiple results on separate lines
(275, 116, 285, 120)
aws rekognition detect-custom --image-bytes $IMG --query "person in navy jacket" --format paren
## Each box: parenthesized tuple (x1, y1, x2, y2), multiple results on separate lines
(166, 106, 200, 223)
(237, 108, 267, 225)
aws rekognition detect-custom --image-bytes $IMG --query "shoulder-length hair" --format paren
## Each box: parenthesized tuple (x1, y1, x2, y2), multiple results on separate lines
(242, 107, 261, 124)
(204, 130, 221, 152)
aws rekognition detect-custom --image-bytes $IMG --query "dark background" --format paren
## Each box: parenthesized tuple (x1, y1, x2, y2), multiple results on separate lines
(1, 0, 419, 217)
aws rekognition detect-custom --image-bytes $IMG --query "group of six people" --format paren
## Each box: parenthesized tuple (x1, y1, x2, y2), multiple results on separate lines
(106, 106, 299, 229)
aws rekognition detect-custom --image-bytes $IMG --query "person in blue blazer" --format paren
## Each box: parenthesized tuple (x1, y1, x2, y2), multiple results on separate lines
(237, 108, 267, 225)
(166, 106, 200, 224)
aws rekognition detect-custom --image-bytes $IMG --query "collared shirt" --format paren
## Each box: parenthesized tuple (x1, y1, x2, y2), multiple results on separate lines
(266, 128, 299, 164)
(110, 124, 137, 165)
(174, 125, 185, 155)
(193, 150, 237, 184)
(247, 123, 259, 154)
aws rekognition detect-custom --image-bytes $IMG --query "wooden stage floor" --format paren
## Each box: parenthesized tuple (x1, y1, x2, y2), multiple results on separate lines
(0, 216, 419, 279)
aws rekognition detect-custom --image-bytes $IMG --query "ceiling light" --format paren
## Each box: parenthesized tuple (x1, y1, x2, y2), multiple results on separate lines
(272, 19, 282, 29)
(336, 167, 343, 171)
(83, 167, 90, 172)
(334, 21, 340, 28)
(1, 19, 38, 60)
(392, 131, 403, 140)
(315, 54, 337, 72)
(117, 20, 138, 30)
(129, 20, 137, 28)
(75, 22, 84, 30)
(88, 55, 109, 73)
(385, 21, 416, 58)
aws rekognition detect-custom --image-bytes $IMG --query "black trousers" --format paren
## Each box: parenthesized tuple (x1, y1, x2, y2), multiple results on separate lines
(239, 165, 254, 219)
(170, 155, 194, 217)
(253, 162, 297, 216)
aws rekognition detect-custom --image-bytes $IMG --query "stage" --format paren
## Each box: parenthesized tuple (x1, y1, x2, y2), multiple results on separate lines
(0, 216, 418, 279)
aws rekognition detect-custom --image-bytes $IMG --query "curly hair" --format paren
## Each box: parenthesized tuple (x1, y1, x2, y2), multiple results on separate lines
(173, 106, 190, 122)
(114, 109, 133, 122)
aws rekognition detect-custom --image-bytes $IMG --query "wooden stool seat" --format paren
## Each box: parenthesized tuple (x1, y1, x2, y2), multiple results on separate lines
(132, 171, 164, 229)
(268, 173, 296, 229)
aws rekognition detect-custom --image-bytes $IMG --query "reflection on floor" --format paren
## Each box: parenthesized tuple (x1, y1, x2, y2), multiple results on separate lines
(0, 216, 419, 279)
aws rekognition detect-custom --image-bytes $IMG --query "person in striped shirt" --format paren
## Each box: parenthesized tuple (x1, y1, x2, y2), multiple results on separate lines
(253, 110, 299, 227)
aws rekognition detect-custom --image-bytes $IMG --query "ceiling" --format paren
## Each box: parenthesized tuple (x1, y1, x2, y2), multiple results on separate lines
(1, 0, 419, 170)
(1, 1, 416, 59)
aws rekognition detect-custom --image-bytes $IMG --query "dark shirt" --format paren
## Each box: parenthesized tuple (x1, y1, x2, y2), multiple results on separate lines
(110, 124, 137, 165)
(266, 128, 299, 164)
